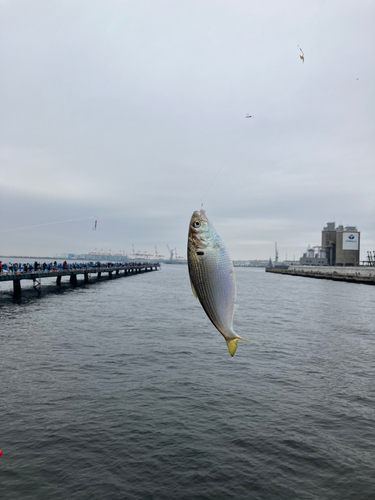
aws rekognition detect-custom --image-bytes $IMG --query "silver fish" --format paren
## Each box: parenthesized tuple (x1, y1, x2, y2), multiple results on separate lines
(187, 208, 253, 356)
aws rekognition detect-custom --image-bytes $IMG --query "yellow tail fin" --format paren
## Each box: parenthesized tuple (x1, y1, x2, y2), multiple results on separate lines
(225, 336, 259, 357)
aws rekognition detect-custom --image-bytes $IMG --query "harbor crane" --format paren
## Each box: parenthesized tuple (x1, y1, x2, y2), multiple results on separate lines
(155, 246, 164, 259)
(132, 244, 143, 258)
(174, 248, 184, 260)
(367, 251, 375, 266)
(166, 245, 174, 260)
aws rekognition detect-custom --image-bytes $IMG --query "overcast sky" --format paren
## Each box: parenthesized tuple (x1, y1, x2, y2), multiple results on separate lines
(1, 0, 374, 261)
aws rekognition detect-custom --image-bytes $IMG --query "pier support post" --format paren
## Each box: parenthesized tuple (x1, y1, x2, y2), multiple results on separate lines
(98, 272, 101, 278)
(109, 272, 112, 279)
(70, 274, 77, 285)
(56, 276, 62, 286)
(13, 280, 21, 295)
(33, 278, 41, 294)
(84, 273, 89, 283)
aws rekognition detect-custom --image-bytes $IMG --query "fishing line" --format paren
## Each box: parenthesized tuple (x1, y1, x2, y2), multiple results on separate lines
(0, 213, 128, 233)
(201, 124, 249, 203)
(201, 141, 238, 202)
(0, 215, 96, 233)
(0, 206, 181, 233)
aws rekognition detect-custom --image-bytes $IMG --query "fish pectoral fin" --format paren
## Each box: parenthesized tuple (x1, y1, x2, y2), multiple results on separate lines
(189, 277, 198, 299)
(226, 336, 259, 357)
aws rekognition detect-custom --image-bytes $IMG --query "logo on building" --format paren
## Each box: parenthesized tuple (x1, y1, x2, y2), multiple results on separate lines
(343, 232, 359, 251)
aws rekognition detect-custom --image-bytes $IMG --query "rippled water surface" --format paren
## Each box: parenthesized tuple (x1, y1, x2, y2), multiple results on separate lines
(1, 265, 375, 499)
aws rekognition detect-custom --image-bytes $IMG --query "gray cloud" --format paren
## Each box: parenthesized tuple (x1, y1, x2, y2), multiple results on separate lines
(1, 0, 374, 261)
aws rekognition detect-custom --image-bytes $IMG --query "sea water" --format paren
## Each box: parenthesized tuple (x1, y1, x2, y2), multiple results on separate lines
(1, 265, 374, 499)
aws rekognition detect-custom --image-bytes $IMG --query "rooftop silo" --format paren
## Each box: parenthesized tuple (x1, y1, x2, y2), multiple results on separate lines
(335, 225, 360, 266)
(321, 222, 337, 265)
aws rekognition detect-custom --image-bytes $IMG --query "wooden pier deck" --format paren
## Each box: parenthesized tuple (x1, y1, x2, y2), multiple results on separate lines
(0, 262, 160, 295)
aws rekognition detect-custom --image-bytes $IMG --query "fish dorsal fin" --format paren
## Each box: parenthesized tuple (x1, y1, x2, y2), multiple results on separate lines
(190, 276, 198, 299)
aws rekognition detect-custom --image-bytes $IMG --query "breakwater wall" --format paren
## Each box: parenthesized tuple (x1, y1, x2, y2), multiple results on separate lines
(266, 265, 375, 286)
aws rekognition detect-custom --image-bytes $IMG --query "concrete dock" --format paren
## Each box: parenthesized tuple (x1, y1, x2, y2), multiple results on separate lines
(266, 265, 375, 285)
(0, 262, 161, 295)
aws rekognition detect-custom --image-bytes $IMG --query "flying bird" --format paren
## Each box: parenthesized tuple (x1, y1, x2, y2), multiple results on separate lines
(297, 45, 304, 63)
(246, 114, 253, 118)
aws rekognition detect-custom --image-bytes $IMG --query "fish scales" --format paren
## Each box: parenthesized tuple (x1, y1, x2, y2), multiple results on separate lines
(189, 246, 234, 332)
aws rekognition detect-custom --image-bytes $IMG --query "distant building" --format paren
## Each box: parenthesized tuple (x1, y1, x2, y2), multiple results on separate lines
(321, 222, 360, 266)
(299, 222, 360, 266)
(299, 247, 328, 266)
(321, 222, 337, 265)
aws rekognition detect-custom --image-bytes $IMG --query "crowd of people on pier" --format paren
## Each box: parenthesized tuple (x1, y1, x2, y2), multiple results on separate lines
(0, 260, 158, 275)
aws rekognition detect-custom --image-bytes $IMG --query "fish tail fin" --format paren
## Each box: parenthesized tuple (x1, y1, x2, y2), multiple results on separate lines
(226, 338, 240, 356)
(226, 335, 259, 357)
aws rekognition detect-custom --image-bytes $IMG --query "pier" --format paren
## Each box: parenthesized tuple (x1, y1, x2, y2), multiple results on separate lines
(266, 265, 375, 286)
(0, 262, 161, 295)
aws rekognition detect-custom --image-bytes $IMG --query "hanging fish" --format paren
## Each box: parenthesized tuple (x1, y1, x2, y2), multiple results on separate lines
(93, 219, 97, 231)
(187, 208, 256, 356)
(297, 45, 304, 63)
(246, 114, 253, 118)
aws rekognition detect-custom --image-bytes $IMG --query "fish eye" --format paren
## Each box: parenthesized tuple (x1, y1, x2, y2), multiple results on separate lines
(193, 221, 201, 228)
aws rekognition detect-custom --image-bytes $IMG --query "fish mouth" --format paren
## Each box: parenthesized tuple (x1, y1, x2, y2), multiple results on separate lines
(198, 209, 208, 223)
